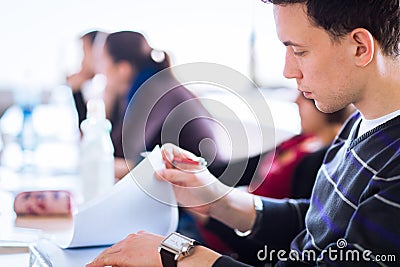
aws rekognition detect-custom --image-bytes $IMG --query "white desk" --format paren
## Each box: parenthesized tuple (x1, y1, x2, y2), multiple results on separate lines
(0, 191, 38, 266)
(0, 190, 108, 267)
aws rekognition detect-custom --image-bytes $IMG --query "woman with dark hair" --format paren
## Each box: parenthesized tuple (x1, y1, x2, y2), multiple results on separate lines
(101, 31, 170, 124)
(101, 31, 224, 179)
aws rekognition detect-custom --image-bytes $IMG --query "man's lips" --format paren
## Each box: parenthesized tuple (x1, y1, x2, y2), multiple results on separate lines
(299, 90, 312, 98)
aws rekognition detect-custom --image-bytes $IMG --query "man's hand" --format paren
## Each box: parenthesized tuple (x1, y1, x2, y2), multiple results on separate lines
(157, 143, 232, 215)
(86, 231, 163, 267)
(158, 143, 257, 233)
(86, 230, 221, 267)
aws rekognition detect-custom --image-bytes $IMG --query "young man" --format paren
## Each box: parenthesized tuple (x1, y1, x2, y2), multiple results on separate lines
(87, 0, 400, 266)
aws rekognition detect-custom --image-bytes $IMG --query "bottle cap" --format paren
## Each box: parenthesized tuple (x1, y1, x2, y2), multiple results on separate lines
(86, 99, 106, 120)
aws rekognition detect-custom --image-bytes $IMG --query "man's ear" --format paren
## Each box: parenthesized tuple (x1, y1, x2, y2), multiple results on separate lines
(350, 28, 375, 67)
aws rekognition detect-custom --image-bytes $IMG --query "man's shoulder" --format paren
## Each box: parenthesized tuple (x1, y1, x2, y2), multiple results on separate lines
(337, 110, 361, 140)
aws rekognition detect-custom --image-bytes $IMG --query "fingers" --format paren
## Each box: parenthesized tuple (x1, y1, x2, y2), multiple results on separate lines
(161, 144, 207, 174)
(162, 143, 185, 169)
(86, 253, 118, 267)
(161, 143, 175, 167)
(161, 143, 199, 168)
(86, 232, 164, 267)
(86, 241, 125, 267)
(155, 168, 191, 185)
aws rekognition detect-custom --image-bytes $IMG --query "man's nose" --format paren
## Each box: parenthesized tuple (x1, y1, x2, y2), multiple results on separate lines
(283, 48, 302, 80)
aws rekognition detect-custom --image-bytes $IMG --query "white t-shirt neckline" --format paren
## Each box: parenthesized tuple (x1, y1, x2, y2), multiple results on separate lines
(358, 109, 400, 137)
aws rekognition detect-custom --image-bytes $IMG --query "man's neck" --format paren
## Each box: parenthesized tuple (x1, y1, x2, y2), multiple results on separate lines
(356, 57, 400, 119)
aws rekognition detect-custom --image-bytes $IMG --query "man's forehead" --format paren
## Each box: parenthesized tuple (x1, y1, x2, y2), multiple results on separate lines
(273, 4, 315, 45)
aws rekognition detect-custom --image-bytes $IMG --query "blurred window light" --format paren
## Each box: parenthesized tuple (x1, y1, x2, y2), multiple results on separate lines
(0, 0, 293, 92)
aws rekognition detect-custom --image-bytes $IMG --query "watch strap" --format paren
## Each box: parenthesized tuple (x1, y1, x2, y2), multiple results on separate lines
(160, 248, 177, 267)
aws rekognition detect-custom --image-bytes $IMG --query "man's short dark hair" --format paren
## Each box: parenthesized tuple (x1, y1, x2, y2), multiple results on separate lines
(263, 0, 400, 57)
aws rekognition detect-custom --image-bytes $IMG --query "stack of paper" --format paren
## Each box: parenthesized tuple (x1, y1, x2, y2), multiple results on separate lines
(54, 145, 178, 248)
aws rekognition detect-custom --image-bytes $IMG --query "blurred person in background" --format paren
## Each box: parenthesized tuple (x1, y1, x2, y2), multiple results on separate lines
(101, 31, 225, 180)
(67, 30, 108, 126)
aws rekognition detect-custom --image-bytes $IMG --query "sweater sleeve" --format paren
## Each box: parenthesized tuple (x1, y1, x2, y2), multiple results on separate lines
(212, 255, 253, 267)
(317, 181, 400, 266)
(205, 197, 310, 266)
(250, 198, 310, 250)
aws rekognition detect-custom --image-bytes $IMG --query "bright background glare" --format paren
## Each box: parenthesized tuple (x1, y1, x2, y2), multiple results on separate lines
(0, 0, 295, 91)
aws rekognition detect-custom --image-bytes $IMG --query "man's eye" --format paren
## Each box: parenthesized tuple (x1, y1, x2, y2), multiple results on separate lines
(293, 51, 306, 56)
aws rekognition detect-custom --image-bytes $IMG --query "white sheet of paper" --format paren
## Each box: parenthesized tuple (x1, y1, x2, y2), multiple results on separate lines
(54, 145, 178, 248)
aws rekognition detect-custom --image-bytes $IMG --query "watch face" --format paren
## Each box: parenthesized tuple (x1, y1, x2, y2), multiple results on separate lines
(163, 233, 190, 251)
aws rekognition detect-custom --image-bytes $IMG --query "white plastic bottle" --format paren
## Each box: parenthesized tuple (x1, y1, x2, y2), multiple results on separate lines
(79, 98, 115, 203)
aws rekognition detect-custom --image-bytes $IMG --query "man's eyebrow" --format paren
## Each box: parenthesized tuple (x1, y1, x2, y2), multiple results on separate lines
(283, 40, 303, 47)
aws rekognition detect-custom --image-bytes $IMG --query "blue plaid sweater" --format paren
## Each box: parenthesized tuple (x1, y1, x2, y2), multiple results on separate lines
(213, 112, 400, 266)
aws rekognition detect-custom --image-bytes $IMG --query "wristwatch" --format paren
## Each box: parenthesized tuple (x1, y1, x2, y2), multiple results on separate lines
(234, 195, 263, 237)
(158, 232, 200, 267)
